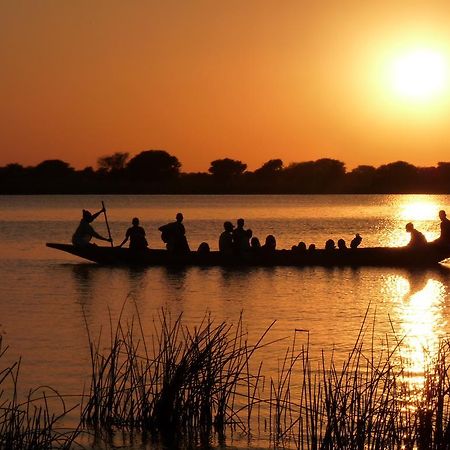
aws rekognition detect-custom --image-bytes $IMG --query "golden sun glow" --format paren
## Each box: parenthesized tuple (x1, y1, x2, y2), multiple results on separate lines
(380, 197, 440, 247)
(399, 199, 439, 221)
(386, 274, 446, 393)
(390, 49, 448, 101)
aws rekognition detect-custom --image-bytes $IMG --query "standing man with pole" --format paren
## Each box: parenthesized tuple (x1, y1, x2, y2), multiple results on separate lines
(72, 204, 112, 247)
(101, 201, 114, 247)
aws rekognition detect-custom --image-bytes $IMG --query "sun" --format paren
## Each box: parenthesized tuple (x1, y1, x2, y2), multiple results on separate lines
(390, 49, 448, 100)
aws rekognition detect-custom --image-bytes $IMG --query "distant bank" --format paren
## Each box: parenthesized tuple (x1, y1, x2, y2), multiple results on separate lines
(2, 150, 450, 194)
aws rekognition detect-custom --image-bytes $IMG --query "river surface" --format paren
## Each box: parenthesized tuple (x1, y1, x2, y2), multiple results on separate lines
(1, 194, 450, 448)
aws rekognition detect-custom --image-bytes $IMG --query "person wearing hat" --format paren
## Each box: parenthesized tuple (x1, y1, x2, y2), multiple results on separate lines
(72, 207, 112, 247)
(219, 221, 234, 256)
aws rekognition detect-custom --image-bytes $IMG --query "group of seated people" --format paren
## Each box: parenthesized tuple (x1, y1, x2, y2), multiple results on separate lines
(218, 218, 275, 256)
(72, 208, 450, 254)
(405, 210, 450, 247)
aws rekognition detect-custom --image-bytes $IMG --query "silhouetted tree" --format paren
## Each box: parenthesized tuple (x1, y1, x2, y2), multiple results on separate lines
(314, 158, 346, 187)
(208, 158, 247, 181)
(97, 152, 129, 173)
(346, 165, 376, 193)
(21, 160, 76, 193)
(283, 158, 345, 193)
(0, 163, 26, 178)
(254, 159, 283, 176)
(375, 161, 418, 193)
(33, 159, 74, 177)
(4, 153, 450, 194)
(436, 162, 450, 192)
(126, 150, 181, 182)
(0, 163, 27, 193)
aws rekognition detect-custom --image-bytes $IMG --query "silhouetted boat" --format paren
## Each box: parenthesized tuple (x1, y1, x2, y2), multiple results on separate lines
(46, 243, 450, 267)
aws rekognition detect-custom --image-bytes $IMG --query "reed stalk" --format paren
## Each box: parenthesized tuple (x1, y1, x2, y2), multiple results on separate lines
(0, 337, 79, 450)
(6, 299, 450, 449)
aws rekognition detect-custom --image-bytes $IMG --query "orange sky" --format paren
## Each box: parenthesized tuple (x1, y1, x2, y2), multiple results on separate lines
(1, 1, 450, 172)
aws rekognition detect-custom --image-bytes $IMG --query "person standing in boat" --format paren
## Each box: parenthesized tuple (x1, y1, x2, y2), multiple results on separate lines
(118, 217, 148, 250)
(436, 210, 450, 245)
(219, 221, 234, 256)
(72, 208, 112, 247)
(158, 212, 190, 254)
(233, 218, 249, 253)
(405, 222, 427, 247)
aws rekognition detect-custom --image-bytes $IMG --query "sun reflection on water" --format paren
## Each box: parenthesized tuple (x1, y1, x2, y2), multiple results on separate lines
(398, 199, 440, 222)
(386, 273, 447, 393)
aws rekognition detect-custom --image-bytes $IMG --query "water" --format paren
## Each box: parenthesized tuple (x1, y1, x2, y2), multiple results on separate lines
(0, 194, 450, 447)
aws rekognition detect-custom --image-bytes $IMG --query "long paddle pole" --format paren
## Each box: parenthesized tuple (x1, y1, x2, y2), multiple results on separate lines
(101, 201, 114, 247)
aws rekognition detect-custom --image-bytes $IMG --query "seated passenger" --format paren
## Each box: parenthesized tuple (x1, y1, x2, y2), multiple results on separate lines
(72, 208, 112, 247)
(219, 221, 234, 256)
(250, 237, 261, 251)
(118, 217, 148, 250)
(325, 239, 336, 250)
(158, 212, 190, 254)
(197, 242, 210, 254)
(297, 241, 307, 252)
(308, 243, 316, 251)
(435, 210, 450, 246)
(405, 222, 427, 247)
(262, 235, 276, 253)
(337, 239, 347, 250)
(350, 233, 362, 249)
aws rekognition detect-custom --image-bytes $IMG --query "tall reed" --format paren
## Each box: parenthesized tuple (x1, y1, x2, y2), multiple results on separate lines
(81, 309, 274, 445)
(0, 337, 79, 450)
(81, 307, 450, 449)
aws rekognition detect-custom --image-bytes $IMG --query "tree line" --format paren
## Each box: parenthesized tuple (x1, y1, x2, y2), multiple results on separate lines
(1, 149, 450, 194)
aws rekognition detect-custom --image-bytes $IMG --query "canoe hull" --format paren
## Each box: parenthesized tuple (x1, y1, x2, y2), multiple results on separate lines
(46, 243, 450, 268)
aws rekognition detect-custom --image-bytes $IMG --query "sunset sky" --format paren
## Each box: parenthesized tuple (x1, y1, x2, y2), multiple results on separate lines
(1, 1, 450, 172)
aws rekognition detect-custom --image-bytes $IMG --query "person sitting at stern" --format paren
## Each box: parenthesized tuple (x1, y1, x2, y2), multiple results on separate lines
(405, 222, 427, 247)
(436, 210, 450, 246)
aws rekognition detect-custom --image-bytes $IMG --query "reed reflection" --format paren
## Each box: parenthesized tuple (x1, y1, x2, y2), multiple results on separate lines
(386, 271, 447, 390)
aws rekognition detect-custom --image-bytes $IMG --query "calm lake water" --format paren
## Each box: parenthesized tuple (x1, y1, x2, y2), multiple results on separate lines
(1, 194, 450, 447)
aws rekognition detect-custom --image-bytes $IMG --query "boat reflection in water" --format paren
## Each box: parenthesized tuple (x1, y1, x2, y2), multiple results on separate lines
(385, 270, 447, 394)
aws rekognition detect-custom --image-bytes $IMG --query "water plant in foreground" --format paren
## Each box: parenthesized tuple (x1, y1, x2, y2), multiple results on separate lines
(4, 305, 450, 449)
(81, 309, 275, 447)
(81, 308, 450, 449)
(0, 336, 80, 450)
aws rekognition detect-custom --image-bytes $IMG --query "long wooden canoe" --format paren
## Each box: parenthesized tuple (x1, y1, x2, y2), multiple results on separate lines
(46, 243, 450, 268)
